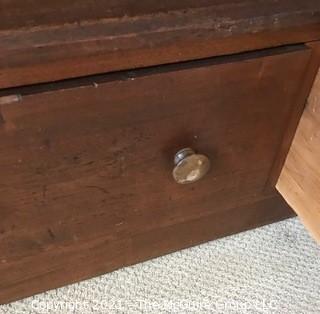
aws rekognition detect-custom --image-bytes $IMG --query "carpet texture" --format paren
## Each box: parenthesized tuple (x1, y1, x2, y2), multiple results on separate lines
(1, 217, 319, 313)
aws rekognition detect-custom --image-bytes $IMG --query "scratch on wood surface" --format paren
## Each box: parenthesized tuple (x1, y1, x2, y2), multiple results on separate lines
(0, 94, 22, 105)
(0, 94, 22, 129)
(47, 228, 56, 240)
(0, 111, 4, 125)
(84, 185, 109, 194)
(42, 185, 48, 199)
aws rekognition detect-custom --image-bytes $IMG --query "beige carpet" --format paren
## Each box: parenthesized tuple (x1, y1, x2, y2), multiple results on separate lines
(1, 217, 319, 313)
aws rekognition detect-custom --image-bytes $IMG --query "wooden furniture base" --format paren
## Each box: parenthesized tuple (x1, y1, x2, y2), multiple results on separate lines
(0, 194, 294, 304)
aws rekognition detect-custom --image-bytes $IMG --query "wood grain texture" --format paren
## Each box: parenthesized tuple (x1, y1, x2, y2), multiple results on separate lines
(0, 195, 294, 304)
(0, 0, 320, 88)
(0, 0, 222, 30)
(266, 42, 320, 190)
(277, 65, 320, 243)
(0, 46, 311, 303)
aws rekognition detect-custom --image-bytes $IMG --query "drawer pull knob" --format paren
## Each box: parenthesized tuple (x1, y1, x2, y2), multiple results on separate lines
(173, 148, 210, 184)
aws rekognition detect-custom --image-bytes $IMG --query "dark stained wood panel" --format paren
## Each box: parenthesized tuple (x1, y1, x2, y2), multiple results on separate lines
(0, 0, 317, 31)
(0, 0, 217, 30)
(0, 0, 319, 88)
(0, 195, 295, 304)
(0, 46, 312, 303)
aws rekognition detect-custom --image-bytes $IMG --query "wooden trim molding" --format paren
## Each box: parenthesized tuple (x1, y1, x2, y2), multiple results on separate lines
(0, 0, 320, 88)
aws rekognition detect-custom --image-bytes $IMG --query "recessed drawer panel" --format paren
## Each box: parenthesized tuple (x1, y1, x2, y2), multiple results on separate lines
(0, 45, 312, 303)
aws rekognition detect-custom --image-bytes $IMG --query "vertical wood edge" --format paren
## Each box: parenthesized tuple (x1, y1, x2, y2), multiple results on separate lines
(276, 41, 320, 243)
(266, 42, 320, 190)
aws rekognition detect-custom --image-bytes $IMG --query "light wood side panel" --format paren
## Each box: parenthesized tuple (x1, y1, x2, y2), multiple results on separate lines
(277, 69, 320, 243)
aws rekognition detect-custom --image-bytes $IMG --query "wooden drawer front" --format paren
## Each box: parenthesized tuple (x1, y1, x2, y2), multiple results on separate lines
(0, 46, 311, 303)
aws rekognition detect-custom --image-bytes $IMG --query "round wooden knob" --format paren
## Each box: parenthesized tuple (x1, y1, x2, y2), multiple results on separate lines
(172, 148, 210, 184)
